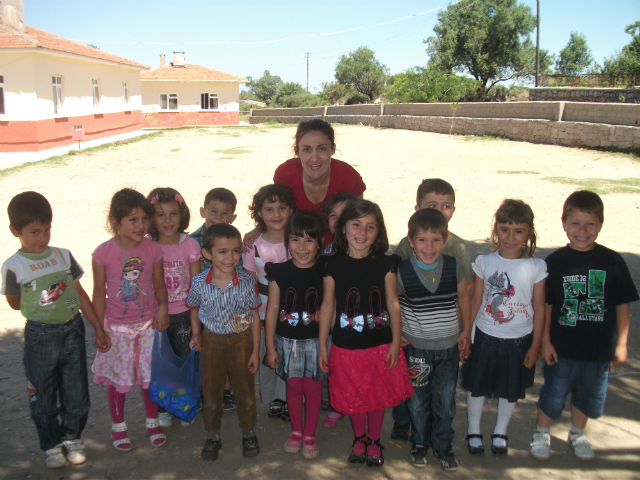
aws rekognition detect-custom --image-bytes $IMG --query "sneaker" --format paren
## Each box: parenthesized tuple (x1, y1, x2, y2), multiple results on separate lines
(434, 449, 459, 472)
(158, 411, 173, 427)
(180, 418, 195, 427)
(45, 444, 66, 468)
(409, 444, 428, 468)
(201, 438, 222, 461)
(223, 390, 237, 411)
(568, 432, 595, 461)
(62, 439, 86, 465)
(390, 422, 410, 442)
(530, 431, 551, 460)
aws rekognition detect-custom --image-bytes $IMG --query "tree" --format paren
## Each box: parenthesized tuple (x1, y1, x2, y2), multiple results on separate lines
(319, 81, 351, 105)
(555, 32, 594, 75)
(335, 47, 389, 101)
(385, 66, 478, 103)
(246, 70, 283, 104)
(272, 82, 320, 108)
(425, 0, 536, 99)
(602, 22, 640, 77)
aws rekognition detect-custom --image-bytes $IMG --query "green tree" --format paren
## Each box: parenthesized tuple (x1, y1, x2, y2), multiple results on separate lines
(425, 0, 536, 99)
(272, 82, 320, 108)
(385, 66, 478, 103)
(335, 46, 389, 101)
(246, 70, 283, 104)
(319, 81, 351, 105)
(555, 32, 594, 75)
(602, 22, 640, 77)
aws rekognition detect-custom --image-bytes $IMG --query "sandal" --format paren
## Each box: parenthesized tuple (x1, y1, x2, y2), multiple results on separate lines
(366, 438, 385, 467)
(111, 421, 132, 452)
(348, 434, 369, 466)
(284, 431, 302, 453)
(268, 399, 284, 418)
(303, 436, 319, 459)
(491, 434, 508, 455)
(322, 412, 344, 429)
(242, 435, 260, 458)
(466, 434, 485, 455)
(201, 438, 222, 461)
(146, 418, 167, 448)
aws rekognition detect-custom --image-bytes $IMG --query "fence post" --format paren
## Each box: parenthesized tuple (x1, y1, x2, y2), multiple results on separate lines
(380, 103, 384, 116)
(323, 105, 327, 121)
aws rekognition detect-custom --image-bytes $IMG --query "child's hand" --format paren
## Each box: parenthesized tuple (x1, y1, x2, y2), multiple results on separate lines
(523, 346, 539, 369)
(242, 228, 260, 254)
(319, 345, 329, 373)
(94, 329, 111, 353)
(400, 335, 409, 347)
(189, 333, 201, 352)
(611, 344, 628, 366)
(154, 307, 170, 332)
(385, 344, 400, 370)
(247, 351, 260, 374)
(459, 344, 471, 363)
(266, 350, 279, 369)
(457, 332, 471, 356)
(540, 341, 558, 366)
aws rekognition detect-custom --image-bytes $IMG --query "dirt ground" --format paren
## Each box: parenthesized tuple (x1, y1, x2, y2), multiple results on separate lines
(0, 124, 639, 480)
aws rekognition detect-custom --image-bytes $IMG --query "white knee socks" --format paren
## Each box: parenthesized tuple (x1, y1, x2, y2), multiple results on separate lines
(466, 393, 485, 448)
(493, 398, 517, 448)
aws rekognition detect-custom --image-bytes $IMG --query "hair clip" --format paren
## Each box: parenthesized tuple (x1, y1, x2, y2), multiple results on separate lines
(150, 194, 159, 204)
(175, 193, 184, 204)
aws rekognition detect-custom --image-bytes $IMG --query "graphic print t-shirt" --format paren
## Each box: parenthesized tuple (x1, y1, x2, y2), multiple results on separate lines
(545, 244, 639, 362)
(155, 234, 201, 314)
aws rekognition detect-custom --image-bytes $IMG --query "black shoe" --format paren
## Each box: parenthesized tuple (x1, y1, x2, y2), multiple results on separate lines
(223, 389, 237, 411)
(268, 399, 284, 418)
(390, 422, 410, 442)
(410, 444, 428, 468)
(201, 438, 221, 461)
(491, 434, 508, 455)
(465, 434, 485, 454)
(281, 402, 290, 422)
(347, 435, 369, 466)
(434, 449, 459, 472)
(242, 435, 260, 458)
(366, 438, 385, 467)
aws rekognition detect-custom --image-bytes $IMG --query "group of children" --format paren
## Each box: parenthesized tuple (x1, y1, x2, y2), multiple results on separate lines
(3, 169, 638, 471)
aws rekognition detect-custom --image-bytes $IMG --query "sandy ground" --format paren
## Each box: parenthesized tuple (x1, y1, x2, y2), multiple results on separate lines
(0, 123, 639, 480)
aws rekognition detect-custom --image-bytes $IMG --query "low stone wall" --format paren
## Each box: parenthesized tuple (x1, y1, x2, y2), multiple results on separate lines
(530, 87, 640, 103)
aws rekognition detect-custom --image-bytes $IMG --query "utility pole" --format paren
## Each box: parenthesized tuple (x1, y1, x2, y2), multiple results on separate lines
(535, 0, 540, 87)
(306, 52, 310, 93)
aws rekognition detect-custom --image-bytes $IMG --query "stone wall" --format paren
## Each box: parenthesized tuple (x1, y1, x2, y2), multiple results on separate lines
(530, 87, 640, 103)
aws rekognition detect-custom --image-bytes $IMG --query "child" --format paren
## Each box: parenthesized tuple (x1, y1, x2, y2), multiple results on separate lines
(391, 178, 473, 443)
(319, 199, 414, 467)
(190, 187, 239, 410)
(1, 192, 110, 468)
(321, 192, 356, 257)
(396, 209, 472, 471)
(242, 184, 294, 419)
(530, 191, 639, 461)
(187, 224, 262, 460)
(462, 199, 547, 456)
(265, 211, 327, 459)
(91, 188, 170, 451)
(147, 187, 201, 427)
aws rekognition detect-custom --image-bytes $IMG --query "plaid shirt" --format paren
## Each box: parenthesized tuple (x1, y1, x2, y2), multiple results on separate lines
(190, 223, 243, 273)
(186, 268, 261, 334)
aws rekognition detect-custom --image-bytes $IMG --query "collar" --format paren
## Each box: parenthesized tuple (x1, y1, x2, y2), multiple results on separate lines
(204, 268, 239, 287)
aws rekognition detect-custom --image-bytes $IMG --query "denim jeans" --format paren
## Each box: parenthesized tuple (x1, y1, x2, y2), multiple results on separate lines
(405, 344, 458, 451)
(23, 314, 90, 451)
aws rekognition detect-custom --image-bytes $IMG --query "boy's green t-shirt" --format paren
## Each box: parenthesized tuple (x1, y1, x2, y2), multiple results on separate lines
(1, 247, 83, 323)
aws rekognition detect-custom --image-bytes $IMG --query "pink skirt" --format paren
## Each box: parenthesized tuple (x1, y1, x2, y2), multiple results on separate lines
(92, 319, 155, 393)
(328, 343, 414, 415)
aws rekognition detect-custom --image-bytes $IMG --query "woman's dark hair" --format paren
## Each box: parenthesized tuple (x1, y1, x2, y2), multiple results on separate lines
(249, 184, 296, 232)
(285, 210, 325, 259)
(146, 187, 191, 241)
(108, 188, 154, 234)
(333, 199, 389, 259)
(491, 199, 537, 258)
(321, 192, 357, 233)
(293, 119, 336, 155)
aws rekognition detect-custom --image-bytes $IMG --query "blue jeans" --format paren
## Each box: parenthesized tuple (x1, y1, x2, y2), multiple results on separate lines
(23, 314, 90, 451)
(405, 344, 459, 451)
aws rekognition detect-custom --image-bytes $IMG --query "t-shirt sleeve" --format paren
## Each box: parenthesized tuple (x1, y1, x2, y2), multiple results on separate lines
(186, 237, 202, 263)
(242, 246, 257, 273)
(322, 255, 335, 278)
(69, 253, 84, 282)
(150, 240, 164, 264)
(544, 252, 558, 305)
(264, 262, 276, 283)
(533, 258, 548, 284)
(471, 255, 485, 279)
(335, 161, 366, 197)
(455, 257, 462, 285)
(92, 242, 107, 268)
(394, 237, 413, 260)
(185, 280, 201, 308)
(386, 254, 402, 274)
(1, 268, 20, 296)
(612, 254, 640, 306)
(456, 241, 473, 289)
(273, 159, 297, 188)
(245, 276, 262, 310)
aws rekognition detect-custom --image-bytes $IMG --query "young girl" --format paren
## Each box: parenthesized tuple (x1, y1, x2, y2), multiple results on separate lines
(264, 211, 327, 458)
(321, 192, 356, 257)
(242, 184, 295, 419)
(147, 187, 201, 427)
(92, 188, 170, 451)
(319, 199, 414, 467)
(462, 199, 547, 455)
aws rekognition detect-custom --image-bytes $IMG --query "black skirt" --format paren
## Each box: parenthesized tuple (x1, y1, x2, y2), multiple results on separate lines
(461, 327, 535, 402)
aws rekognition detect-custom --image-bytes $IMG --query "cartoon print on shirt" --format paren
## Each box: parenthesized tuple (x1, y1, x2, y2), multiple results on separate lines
(164, 260, 186, 303)
(114, 256, 147, 318)
(560, 270, 606, 326)
(485, 270, 516, 324)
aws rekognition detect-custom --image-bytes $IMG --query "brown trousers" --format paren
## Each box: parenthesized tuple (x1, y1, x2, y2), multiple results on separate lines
(200, 327, 257, 432)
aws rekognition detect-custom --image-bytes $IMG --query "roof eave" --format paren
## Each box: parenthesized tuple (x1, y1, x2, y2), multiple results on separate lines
(0, 46, 150, 70)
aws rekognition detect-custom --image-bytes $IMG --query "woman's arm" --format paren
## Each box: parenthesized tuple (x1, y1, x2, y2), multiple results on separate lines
(318, 276, 335, 373)
(152, 259, 169, 331)
(524, 279, 546, 368)
(264, 281, 281, 369)
(385, 272, 401, 370)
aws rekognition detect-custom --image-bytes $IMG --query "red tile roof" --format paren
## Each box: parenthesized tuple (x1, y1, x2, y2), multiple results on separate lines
(0, 20, 148, 69)
(141, 62, 247, 83)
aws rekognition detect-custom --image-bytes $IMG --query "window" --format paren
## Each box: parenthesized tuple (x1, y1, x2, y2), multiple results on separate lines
(52, 75, 62, 114)
(160, 93, 178, 110)
(92, 79, 100, 110)
(123, 82, 129, 106)
(0, 75, 5, 115)
(201, 93, 218, 110)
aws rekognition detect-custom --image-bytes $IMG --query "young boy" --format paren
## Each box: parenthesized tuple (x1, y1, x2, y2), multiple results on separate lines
(1, 192, 110, 468)
(396, 209, 472, 471)
(187, 224, 262, 461)
(392, 178, 473, 443)
(530, 191, 639, 461)
(189, 187, 239, 410)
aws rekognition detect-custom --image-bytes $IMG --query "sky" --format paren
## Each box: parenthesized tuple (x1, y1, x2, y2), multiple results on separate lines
(24, 0, 640, 93)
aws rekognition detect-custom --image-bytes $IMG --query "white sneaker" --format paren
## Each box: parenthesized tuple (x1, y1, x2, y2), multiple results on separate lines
(180, 418, 195, 427)
(158, 411, 173, 427)
(530, 432, 551, 460)
(568, 433, 595, 461)
(45, 444, 66, 468)
(62, 439, 86, 465)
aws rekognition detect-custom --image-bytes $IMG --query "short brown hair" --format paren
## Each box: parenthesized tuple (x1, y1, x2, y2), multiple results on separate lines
(562, 190, 604, 223)
(202, 223, 241, 252)
(416, 178, 455, 205)
(205, 188, 237, 212)
(8, 191, 52, 231)
(408, 208, 449, 241)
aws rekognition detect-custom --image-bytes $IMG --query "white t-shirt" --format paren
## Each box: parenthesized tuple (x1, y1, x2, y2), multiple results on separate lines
(472, 251, 547, 339)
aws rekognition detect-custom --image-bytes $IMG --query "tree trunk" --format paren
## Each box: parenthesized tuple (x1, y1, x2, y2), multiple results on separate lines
(476, 84, 487, 100)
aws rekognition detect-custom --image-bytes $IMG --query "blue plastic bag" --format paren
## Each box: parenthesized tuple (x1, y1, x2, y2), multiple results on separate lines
(149, 329, 201, 422)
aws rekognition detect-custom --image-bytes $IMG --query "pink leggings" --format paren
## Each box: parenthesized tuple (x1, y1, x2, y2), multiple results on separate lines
(286, 377, 323, 437)
(108, 385, 158, 423)
(349, 409, 385, 455)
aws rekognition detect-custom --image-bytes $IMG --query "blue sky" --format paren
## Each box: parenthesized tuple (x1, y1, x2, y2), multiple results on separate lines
(25, 0, 640, 93)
